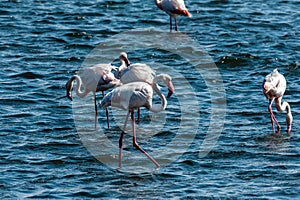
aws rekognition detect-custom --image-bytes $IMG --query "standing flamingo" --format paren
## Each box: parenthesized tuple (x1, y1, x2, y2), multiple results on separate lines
(154, 0, 192, 32)
(263, 69, 293, 134)
(66, 53, 130, 128)
(118, 62, 174, 98)
(99, 74, 171, 168)
(117, 62, 174, 120)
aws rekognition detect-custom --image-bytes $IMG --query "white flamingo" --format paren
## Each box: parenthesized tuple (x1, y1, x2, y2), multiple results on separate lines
(117, 62, 174, 120)
(263, 69, 292, 134)
(154, 0, 192, 32)
(66, 53, 130, 128)
(99, 74, 171, 168)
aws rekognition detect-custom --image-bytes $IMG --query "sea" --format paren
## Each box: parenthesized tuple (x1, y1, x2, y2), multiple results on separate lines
(0, 0, 299, 199)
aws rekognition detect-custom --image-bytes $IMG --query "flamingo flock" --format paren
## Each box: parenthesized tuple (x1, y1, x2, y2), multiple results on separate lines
(66, 52, 174, 168)
(64, 1, 294, 169)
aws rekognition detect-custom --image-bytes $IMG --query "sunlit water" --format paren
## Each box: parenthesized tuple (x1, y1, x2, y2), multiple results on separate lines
(1, 0, 299, 198)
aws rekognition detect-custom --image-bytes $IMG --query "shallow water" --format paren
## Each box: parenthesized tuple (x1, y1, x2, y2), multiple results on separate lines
(1, 0, 299, 199)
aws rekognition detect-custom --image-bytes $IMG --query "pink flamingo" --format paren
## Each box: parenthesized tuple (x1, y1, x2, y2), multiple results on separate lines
(263, 69, 293, 134)
(99, 74, 171, 168)
(117, 61, 174, 120)
(66, 53, 130, 128)
(154, 0, 192, 32)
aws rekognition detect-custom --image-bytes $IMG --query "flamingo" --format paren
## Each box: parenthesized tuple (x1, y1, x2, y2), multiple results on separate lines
(99, 74, 171, 168)
(118, 62, 174, 98)
(154, 0, 192, 32)
(263, 69, 293, 134)
(117, 61, 174, 120)
(117, 62, 174, 121)
(65, 53, 130, 128)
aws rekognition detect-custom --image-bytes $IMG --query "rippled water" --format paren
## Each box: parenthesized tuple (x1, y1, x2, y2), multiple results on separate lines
(1, 0, 299, 198)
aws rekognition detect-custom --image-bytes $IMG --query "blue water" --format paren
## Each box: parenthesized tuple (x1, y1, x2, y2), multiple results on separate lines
(1, 0, 299, 198)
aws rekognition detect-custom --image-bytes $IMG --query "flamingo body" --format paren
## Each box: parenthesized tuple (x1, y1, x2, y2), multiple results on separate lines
(161, 0, 191, 17)
(120, 63, 156, 85)
(118, 62, 174, 98)
(263, 69, 292, 134)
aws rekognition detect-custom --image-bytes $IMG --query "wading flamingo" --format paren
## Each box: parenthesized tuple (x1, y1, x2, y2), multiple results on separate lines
(99, 74, 171, 168)
(263, 69, 292, 134)
(117, 61, 174, 120)
(154, 0, 192, 32)
(118, 62, 174, 98)
(66, 53, 130, 128)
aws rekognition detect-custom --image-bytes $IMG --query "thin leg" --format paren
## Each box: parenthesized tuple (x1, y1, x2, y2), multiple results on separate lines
(118, 111, 130, 169)
(94, 92, 98, 129)
(287, 124, 292, 134)
(175, 17, 178, 31)
(169, 16, 172, 32)
(137, 108, 141, 122)
(268, 98, 280, 133)
(131, 110, 160, 168)
(102, 91, 110, 129)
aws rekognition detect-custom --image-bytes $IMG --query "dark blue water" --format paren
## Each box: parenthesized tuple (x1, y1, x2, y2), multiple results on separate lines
(1, 0, 299, 198)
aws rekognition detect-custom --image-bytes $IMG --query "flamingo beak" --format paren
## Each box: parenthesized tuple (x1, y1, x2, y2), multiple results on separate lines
(167, 81, 174, 98)
(66, 91, 73, 101)
(121, 55, 130, 66)
(125, 57, 130, 66)
(66, 82, 73, 101)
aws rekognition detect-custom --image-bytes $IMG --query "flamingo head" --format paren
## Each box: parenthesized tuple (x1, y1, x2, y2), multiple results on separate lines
(99, 91, 113, 108)
(120, 52, 130, 67)
(157, 74, 174, 98)
(262, 80, 272, 95)
(117, 52, 130, 77)
(65, 79, 74, 101)
(167, 80, 174, 98)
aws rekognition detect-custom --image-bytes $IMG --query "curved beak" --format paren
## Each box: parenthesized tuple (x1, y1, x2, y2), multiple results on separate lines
(121, 55, 130, 66)
(66, 91, 73, 101)
(167, 81, 174, 98)
(66, 81, 73, 101)
(125, 57, 130, 66)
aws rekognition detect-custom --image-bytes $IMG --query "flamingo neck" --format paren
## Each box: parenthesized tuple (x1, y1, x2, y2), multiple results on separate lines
(275, 98, 291, 114)
(275, 98, 293, 127)
(118, 60, 129, 76)
(72, 75, 90, 98)
(150, 83, 167, 113)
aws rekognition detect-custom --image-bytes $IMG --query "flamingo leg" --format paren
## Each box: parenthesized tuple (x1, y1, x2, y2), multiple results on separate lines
(268, 98, 280, 133)
(287, 124, 292, 134)
(102, 91, 110, 129)
(94, 92, 98, 129)
(119, 111, 130, 169)
(169, 16, 172, 32)
(137, 107, 141, 122)
(131, 110, 160, 168)
(175, 17, 178, 31)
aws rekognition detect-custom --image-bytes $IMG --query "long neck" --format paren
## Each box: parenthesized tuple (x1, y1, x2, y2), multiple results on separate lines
(71, 75, 90, 98)
(275, 97, 293, 126)
(275, 98, 291, 114)
(154, 0, 163, 10)
(150, 83, 167, 113)
(118, 60, 128, 76)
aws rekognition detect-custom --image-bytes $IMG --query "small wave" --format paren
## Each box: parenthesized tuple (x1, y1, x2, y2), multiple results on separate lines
(10, 72, 44, 79)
